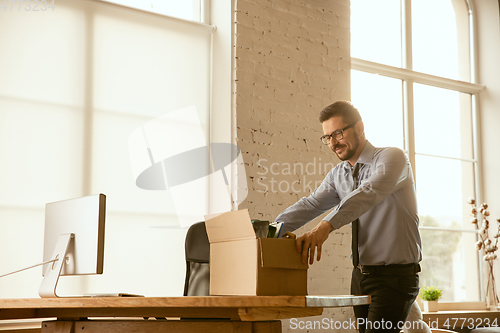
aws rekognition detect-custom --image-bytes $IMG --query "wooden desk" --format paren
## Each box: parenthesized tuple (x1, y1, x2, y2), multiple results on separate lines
(422, 310, 500, 330)
(0, 295, 370, 333)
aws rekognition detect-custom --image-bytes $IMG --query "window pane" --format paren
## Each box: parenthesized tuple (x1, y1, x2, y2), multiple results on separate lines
(414, 83, 473, 160)
(419, 228, 480, 301)
(92, 3, 211, 223)
(0, 3, 86, 207)
(351, 0, 402, 67)
(412, 0, 470, 81)
(351, 70, 404, 149)
(415, 155, 475, 229)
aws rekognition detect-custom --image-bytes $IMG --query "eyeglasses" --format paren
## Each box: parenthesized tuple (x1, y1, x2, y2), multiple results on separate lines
(320, 122, 357, 145)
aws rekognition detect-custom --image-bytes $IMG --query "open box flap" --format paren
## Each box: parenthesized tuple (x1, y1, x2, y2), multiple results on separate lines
(259, 238, 309, 270)
(204, 209, 256, 243)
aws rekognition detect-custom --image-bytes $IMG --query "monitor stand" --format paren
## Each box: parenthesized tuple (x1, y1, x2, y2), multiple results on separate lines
(38, 234, 143, 298)
(39, 233, 74, 298)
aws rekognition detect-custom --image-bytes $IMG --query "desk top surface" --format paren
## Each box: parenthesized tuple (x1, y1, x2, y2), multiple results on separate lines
(0, 295, 369, 309)
(0, 295, 370, 321)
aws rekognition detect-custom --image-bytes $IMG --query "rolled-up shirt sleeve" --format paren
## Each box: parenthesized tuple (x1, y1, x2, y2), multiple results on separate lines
(275, 170, 341, 234)
(325, 147, 410, 230)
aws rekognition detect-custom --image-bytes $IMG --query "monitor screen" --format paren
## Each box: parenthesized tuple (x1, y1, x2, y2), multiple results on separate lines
(43, 194, 106, 276)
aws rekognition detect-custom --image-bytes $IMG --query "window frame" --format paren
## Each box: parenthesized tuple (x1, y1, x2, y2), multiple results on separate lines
(351, 0, 486, 300)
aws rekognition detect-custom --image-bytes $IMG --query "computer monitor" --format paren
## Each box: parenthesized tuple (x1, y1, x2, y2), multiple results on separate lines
(40, 193, 106, 297)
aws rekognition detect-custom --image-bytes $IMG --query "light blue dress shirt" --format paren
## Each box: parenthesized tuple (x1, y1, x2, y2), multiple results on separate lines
(275, 141, 422, 266)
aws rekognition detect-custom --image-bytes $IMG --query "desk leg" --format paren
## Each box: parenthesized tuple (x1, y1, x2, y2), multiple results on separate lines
(252, 321, 282, 333)
(41, 321, 74, 333)
(42, 320, 282, 333)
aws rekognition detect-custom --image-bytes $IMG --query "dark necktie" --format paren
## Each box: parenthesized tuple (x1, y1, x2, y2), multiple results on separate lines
(351, 163, 360, 268)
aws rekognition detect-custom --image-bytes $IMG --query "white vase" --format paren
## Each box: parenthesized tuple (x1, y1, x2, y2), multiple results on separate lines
(423, 300, 439, 312)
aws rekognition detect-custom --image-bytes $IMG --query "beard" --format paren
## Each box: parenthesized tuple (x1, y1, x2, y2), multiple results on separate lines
(332, 134, 360, 161)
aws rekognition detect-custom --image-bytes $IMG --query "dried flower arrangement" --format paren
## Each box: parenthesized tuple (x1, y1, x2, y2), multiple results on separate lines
(467, 197, 500, 306)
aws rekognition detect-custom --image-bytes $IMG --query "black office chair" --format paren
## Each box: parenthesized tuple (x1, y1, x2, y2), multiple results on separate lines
(183, 221, 210, 296)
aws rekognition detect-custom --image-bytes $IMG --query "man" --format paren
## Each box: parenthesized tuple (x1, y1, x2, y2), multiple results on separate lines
(275, 101, 422, 333)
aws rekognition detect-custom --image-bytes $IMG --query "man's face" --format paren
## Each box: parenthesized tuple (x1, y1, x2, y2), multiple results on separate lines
(322, 116, 360, 161)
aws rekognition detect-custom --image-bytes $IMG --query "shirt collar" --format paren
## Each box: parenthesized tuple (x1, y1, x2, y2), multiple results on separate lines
(342, 140, 375, 172)
(357, 140, 375, 165)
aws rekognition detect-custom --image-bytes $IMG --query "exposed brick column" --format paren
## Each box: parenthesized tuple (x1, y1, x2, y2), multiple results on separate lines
(233, 0, 355, 331)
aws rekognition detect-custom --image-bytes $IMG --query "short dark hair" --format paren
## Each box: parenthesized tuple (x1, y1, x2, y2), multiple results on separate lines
(318, 101, 362, 124)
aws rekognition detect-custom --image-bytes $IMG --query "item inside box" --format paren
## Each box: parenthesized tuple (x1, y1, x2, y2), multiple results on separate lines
(251, 219, 282, 238)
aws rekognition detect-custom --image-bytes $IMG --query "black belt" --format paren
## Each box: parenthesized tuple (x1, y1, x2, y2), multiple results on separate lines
(356, 263, 421, 276)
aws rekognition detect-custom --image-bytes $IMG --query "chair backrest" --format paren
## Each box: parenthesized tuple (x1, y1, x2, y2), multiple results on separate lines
(183, 221, 210, 296)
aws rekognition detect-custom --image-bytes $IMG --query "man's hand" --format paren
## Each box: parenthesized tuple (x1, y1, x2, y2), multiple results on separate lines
(296, 220, 333, 265)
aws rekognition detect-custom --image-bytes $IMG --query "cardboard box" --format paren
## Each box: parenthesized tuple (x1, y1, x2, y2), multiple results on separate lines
(204, 209, 308, 296)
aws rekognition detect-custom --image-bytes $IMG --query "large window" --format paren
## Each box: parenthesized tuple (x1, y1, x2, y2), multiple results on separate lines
(0, 0, 214, 297)
(351, 0, 484, 301)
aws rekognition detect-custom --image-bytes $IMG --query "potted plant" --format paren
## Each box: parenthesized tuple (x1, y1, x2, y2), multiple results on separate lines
(419, 286, 442, 312)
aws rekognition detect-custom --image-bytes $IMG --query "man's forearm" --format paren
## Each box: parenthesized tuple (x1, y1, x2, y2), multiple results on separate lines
(275, 197, 331, 235)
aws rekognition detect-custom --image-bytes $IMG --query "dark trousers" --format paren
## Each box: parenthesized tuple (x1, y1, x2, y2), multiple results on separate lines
(351, 267, 420, 333)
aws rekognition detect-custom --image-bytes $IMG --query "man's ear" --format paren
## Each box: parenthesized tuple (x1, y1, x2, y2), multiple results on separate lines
(355, 121, 364, 138)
